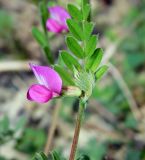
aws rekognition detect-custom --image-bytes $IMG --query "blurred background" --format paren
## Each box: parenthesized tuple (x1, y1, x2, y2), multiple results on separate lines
(0, 0, 145, 159)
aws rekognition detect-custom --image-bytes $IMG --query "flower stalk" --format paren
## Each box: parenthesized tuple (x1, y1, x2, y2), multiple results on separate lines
(69, 99, 86, 160)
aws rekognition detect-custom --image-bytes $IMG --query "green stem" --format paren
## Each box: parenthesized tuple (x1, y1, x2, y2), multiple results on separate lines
(69, 99, 86, 160)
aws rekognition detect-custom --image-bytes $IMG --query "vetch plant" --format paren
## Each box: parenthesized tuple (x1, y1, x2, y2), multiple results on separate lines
(29, 0, 108, 159)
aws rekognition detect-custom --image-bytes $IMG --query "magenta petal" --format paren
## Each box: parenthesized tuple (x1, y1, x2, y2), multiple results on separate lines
(48, 6, 70, 30)
(27, 84, 52, 103)
(46, 18, 63, 33)
(30, 64, 62, 94)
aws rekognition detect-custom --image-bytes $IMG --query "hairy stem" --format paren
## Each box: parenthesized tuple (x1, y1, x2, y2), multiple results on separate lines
(44, 99, 61, 155)
(69, 100, 86, 160)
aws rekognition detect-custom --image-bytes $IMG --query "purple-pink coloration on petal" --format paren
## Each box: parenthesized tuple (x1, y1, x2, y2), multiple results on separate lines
(46, 6, 71, 33)
(27, 84, 53, 103)
(46, 19, 63, 33)
(27, 64, 62, 103)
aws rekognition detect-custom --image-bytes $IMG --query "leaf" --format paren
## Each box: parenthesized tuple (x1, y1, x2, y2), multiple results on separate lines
(43, 46, 54, 64)
(85, 35, 98, 57)
(96, 65, 108, 80)
(83, 22, 94, 40)
(82, 0, 90, 6)
(66, 36, 84, 59)
(60, 50, 81, 70)
(39, 1, 49, 33)
(54, 65, 75, 85)
(66, 37, 84, 59)
(82, 4, 91, 20)
(86, 48, 103, 72)
(67, 4, 82, 21)
(32, 27, 47, 47)
(32, 152, 48, 160)
(51, 150, 61, 160)
(67, 19, 83, 41)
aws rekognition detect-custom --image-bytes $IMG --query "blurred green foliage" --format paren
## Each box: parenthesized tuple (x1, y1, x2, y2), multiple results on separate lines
(0, 10, 14, 38)
(0, 0, 145, 160)
(79, 138, 107, 160)
(15, 127, 46, 154)
(0, 116, 26, 145)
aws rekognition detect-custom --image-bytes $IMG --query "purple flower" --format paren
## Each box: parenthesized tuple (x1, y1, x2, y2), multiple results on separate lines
(27, 64, 62, 103)
(46, 6, 71, 33)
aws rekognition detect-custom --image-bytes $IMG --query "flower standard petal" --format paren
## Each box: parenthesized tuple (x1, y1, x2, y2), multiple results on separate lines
(30, 64, 62, 95)
(46, 18, 63, 33)
(27, 84, 53, 103)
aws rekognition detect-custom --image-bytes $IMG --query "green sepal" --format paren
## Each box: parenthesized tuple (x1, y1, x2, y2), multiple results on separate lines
(96, 65, 108, 80)
(66, 36, 84, 59)
(85, 35, 98, 57)
(83, 21, 94, 40)
(67, 4, 82, 21)
(54, 65, 75, 85)
(43, 46, 54, 64)
(60, 50, 81, 70)
(67, 19, 83, 41)
(86, 48, 103, 73)
(32, 27, 47, 47)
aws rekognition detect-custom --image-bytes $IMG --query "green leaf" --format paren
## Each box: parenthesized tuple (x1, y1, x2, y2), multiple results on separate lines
(67, 4, 82, 21)
(43, 46, 54, 64)
(54, 65, 75, 85)
(32, 27, 47, 47)
(32, 152, 48, 160)
(86, 48, 103, 72)
(83, 22, 94, 40)
(60, 51, 81, 70)
(82, 0, 90, 6)
(85, 35, 98, 57)
(67, 19, 83, 41)
(39, 1, 49, 33)
(96, 65, 108, 80)
(66, 36, 84, 59)
(51, 150, 61, 160)
(82, 4, 91, 20)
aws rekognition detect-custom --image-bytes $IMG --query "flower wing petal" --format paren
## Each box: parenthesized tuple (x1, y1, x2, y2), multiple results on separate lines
(27, 84, 52, 103)
(30, 64, 62, 94)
